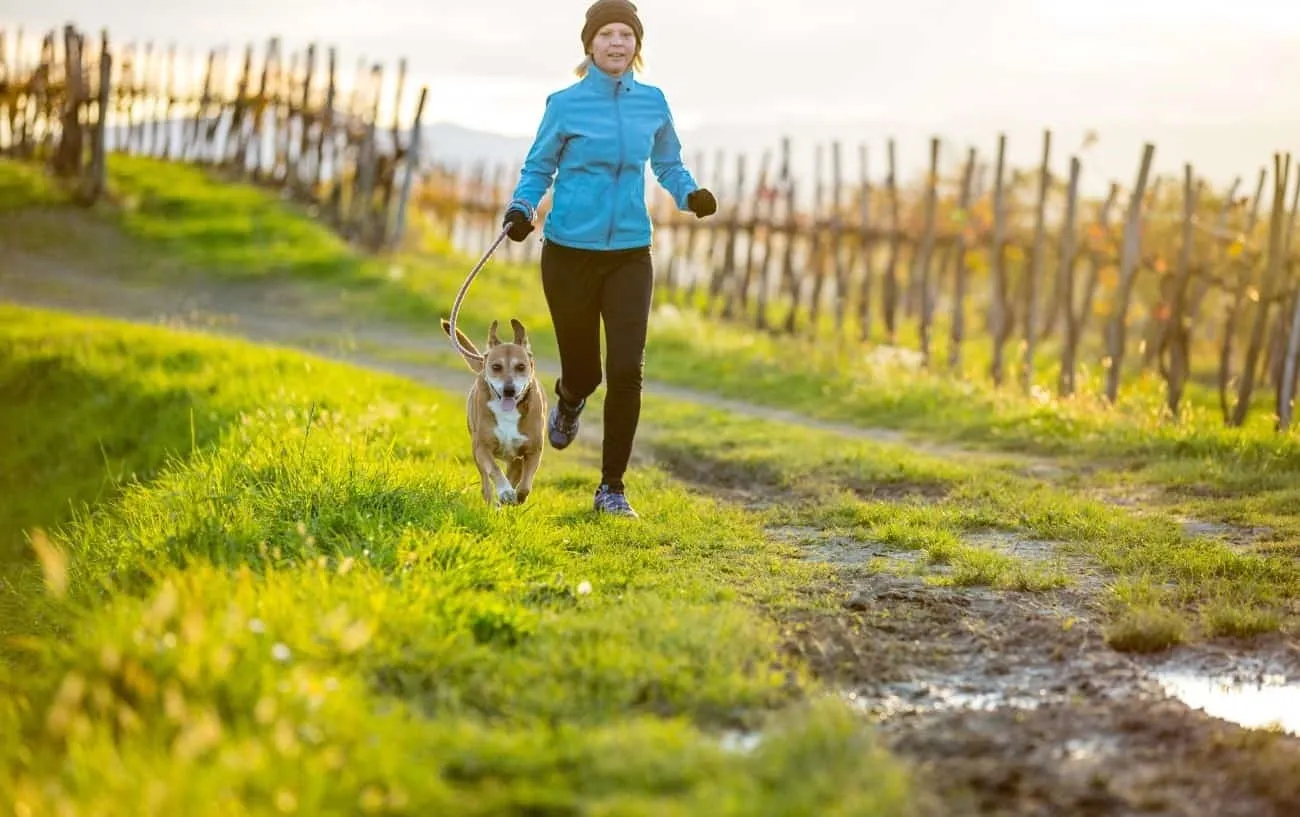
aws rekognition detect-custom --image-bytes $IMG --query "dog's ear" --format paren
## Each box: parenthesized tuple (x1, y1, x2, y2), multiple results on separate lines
(487, 320, 501, 347)
(510, 318, 530, 351)
(441, 318, 484, 373)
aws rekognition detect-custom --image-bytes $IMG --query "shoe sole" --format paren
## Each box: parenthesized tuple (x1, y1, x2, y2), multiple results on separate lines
(548, 409, 580, 450)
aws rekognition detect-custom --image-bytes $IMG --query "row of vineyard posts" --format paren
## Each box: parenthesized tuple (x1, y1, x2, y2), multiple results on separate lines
(0, 23, 428, 251)
(433, 132, 1300, 433)
(4, 23, 1300, 431)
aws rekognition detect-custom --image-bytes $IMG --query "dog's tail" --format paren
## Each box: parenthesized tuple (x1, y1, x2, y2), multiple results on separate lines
(440, 318, 483, 372)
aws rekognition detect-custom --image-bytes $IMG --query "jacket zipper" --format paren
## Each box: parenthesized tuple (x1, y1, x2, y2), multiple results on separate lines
(606, 80, 623, 247)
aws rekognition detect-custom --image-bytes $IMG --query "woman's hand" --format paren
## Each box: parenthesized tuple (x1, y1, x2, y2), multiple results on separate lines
(686, 188, 717, 218)
(503, 208, 535, 242)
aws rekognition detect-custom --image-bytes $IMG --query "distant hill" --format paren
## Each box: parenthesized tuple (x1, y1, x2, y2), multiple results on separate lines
(425, 121, 532, 172)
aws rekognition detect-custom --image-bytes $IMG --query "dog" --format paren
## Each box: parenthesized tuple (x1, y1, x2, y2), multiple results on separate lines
(440, 317, 546, 507)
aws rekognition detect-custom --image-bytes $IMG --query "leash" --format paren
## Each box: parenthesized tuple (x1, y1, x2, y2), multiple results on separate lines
(448, 225, 511, 366)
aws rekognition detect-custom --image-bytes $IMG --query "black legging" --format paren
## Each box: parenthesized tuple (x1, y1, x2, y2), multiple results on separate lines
(540, 239, 654, 492)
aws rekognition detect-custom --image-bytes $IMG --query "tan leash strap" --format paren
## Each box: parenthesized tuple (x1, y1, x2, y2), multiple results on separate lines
(448, 226, 512, 365)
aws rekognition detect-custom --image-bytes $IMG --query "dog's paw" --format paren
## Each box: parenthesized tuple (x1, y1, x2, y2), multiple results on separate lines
(497, 486, 518, 505)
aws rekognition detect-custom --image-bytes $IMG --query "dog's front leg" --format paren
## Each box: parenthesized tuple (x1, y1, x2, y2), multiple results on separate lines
(514, 446, 543, 505)
(507, 458, 524, 492)
(474, 443, 516, 506)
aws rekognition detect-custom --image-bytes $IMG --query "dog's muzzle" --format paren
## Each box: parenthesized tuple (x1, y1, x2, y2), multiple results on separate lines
(494, 380, 529, 412)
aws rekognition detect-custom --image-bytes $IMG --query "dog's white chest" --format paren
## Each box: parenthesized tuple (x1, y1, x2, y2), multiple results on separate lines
(489, 401, 529, 457)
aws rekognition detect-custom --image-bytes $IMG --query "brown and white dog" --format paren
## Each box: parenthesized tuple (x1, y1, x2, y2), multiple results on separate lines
(440, 317, 546, 507)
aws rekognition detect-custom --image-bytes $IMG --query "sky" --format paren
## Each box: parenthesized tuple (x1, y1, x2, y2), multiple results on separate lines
(5, 0, 1300, 192)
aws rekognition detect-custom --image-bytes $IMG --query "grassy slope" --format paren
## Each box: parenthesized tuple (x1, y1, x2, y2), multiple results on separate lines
(0, 304, 914, 815)
(3, 156, 1296, 640)
(0, 305, 297, 568)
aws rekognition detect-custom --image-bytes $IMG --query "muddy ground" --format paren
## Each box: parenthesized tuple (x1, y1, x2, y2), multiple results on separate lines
(776, 527, 1300, 817)
(640, 431, 1300, 816)
(5, 246, 1300, 817)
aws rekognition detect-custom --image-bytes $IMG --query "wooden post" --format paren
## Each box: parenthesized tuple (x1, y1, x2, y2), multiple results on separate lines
(755, 143, 786, 330)
(988, 134, 1011, 384)
(693, 149, 726, 305)
(798, 143, 826, 334)
(1161, 163, 1199, 416)
(830, 141, 849, 335)
(250, 38, 278, 180)
(915, 137, 940, 367)
(0, 27, 8, 155)
(1022, 130, 1052, 392)
(389, 85, 428, 251)
(775, 154, 798, 332)
(711, 152, 746, 309)
(294, 43, 317, 190)
(948, 146, 977, 373)
(880, 138, 902, 343)
(190, 49, 215, 162)
(777, 148, 804, 334)
(1279, 251, 1300, 430)
(133, 41, 152, 153)
(727, 147, 771, 320)
(229, 44, 254, 169)
(53, 24, 84, 178)
(1057, 156, 1084, 397)
(87, 30, 111, 202)
(1103, 142, 1156, 404)
(158, 44, 176, 159)
(854, 144, 875, 343)
(1230, 152, 1291, 427)
(315, 46, 337, 194)
(1261, 176, 1300, 389)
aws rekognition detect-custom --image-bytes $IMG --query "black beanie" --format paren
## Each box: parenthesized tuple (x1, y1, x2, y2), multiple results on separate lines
(581, 0, 643, 52)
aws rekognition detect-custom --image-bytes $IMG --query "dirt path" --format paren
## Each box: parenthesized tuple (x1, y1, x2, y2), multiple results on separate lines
(5, 250, 1300, 816)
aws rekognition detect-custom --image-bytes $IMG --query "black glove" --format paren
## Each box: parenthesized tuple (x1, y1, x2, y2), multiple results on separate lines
(686, 188, 717, 218)
(503, 208, 534, 242)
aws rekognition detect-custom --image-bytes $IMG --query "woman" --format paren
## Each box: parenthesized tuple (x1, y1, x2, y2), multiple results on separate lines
(500, 0, 717, 519)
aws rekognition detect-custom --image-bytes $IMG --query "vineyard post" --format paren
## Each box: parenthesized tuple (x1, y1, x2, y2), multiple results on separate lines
(1231, 153, 1292, 427)
(948, 146, 977, 372)
(1103, 142, 1156, 404)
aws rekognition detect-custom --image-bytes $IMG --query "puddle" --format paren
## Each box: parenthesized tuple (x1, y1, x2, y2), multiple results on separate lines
(1152, 667, 1300, 736)
(1176, 517, 1272, 551)
(1058, 735, 1121, 762)
(845, 683, 1051, 720)
(963, 531, 1061, 562)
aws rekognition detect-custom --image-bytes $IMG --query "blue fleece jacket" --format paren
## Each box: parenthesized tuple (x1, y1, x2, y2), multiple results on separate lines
(505, 62, 700, 251)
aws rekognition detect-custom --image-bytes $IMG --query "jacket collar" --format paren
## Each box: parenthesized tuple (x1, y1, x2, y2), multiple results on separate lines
(582, 60, 635, 96)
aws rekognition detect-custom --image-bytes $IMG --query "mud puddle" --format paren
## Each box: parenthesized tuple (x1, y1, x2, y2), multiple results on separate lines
(1143, 647, 1300, 737)
(777, 523, 1300, 817)
(1096, 486, 1276, 554)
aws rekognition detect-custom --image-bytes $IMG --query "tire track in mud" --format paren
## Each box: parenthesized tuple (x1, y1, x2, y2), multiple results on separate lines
(641, 443, 1300, 817)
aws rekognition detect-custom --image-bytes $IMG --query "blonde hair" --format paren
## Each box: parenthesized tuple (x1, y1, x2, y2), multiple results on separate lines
(574, 51, 644, 78)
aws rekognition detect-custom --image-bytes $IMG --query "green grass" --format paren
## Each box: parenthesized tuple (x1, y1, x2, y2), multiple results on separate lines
(0, 304, 312, 569)
(0, 160, 66, 212)
(634, 398, 1300, 649)
(6, 154, 1297, 650)
(0, 304, 916, 815)
(10, 154, 1296, 487)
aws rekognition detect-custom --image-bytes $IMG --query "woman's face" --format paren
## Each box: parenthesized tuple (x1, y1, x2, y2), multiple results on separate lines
(590, 22, 637, 76)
